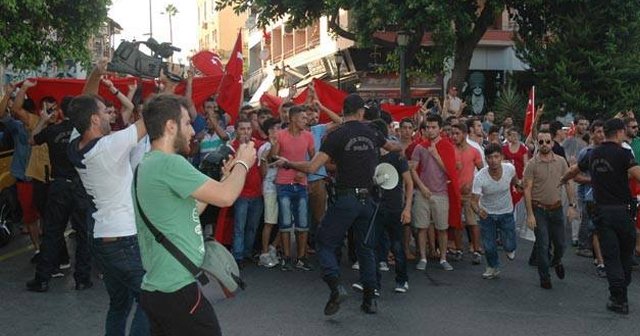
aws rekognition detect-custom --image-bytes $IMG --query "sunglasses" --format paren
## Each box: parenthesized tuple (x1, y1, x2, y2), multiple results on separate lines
(538, 139, 552, 145)
(631, 125, 638, 129)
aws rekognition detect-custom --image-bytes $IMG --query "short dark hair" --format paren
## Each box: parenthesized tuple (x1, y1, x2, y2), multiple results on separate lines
(60, 96, 74, 115)
(484, 143, 503, 157)
(379, 110, 392, 125)
(549, 121, 564, 137)
(240, 105, 254, 113)
(363, 106, 380, 121)
(589, 119, 604, 133)
(40, 96, 56, 105)
(142, 94, 190, 142)
(575, 114, 588, 123)
(235, 117, 252, 129)
(604, 118, 625, 138)
(257, 108, 272, 118)
(425, 114, 443, 127)
(623, 116, 636, 127)
(451, 123, 468, 133)
(370, 119, 389, 138)
(288, 105, 305, 118)
(465, 117, 480, 131)
(488, 125, 500, 135)
(537, 128, 552, 137)
(68, 94, 103, 135)
(400, 118, 414, 128)
(281, 102, 295, 110)
(261, 118, 281, 134)
(343, 94, 365, 116)
(445, 116, 458, 125)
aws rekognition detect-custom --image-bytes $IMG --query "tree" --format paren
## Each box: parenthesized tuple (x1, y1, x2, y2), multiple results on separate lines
(161, 4, 179, 44)
(0, 0, 111, 70)
(508, 0, 640, 119)
(217, 0, 506, 92)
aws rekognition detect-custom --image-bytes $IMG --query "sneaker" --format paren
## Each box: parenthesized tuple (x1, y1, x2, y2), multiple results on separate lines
(576, 248, 594, 258)
(352, 282, 363, 292)
(379, 262, 390, 272)
(394, 281, 409, 293)
(471, 252, 482, 265)
(416, 259, 427, 271)
(440, 260, 454, 271)
(59, 262, 71, 270)
(259, 253, 277, 268)
(482, 267, 500, 279)
(453, 250, 463, 262)
(50, 269, 65, 278)
(506, 251, 516, 261)
(296, 257, 314, 271)
(26, 278, 49, 292)
(268, 245, 278, 261)
(352, 261, 360, 270)
(374, 289, 380, 298)
(596, 264, 607, 278)
(281, 258, 294, 271)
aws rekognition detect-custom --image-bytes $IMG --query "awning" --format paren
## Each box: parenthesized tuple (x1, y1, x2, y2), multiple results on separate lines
(249, 72, 275, 106)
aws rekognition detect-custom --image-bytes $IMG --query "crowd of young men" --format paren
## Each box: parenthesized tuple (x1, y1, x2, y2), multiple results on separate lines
(2, 61, 640, 336)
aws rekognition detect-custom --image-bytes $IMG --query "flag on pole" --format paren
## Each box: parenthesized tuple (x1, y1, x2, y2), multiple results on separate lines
(217, 31, 243, 121)
(191, 51, 224, 76)
(523, 86, 536, 137)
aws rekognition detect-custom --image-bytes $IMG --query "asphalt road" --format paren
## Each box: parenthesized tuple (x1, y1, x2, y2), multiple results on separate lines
(1, 234, 639, 336)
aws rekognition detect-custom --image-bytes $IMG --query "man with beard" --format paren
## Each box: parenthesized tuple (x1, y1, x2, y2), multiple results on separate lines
(134, 95, 256, 334)
(523, 129, 578, 290)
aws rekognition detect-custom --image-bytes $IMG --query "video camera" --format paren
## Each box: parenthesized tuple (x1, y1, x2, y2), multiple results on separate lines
(107, 38, 182, 81)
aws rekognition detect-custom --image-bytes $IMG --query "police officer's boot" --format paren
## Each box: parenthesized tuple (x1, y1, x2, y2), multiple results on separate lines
(323, 276, 348, 316)
(361, 288, 378, 314)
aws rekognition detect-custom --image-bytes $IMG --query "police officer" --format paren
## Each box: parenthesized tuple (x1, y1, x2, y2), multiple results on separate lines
(275, 94, 401, 315)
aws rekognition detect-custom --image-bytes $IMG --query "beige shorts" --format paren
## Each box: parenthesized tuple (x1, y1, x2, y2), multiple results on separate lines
(412, 193, 449, 230)
(263, 192, 278, 225)
(461, 196, 478, 226)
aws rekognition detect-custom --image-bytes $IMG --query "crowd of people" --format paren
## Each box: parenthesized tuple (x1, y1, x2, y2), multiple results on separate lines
(1, 57, 639, 335)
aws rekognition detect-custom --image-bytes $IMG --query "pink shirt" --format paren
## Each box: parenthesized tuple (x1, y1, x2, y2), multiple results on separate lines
(276, 129, 314, 185)
(455, 145, 482, 191)
(412, 145, 448, 195)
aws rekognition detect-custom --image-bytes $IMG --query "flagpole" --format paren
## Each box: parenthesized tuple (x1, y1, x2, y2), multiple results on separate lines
(214, 29, 242, 101)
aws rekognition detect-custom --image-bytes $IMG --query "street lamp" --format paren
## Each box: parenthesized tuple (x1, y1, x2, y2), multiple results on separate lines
(273, 65, 282, 93)
(397, 31, 410, 105)
(335, 50, 344, 90)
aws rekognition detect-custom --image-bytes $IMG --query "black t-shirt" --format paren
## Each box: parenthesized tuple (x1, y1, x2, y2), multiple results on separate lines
(33, 119, 77, 179)
(320, 120, 387, 188)
(553, 141, 568, 164)
(379, 152, 409, 210)
(578, 141, 636, 205)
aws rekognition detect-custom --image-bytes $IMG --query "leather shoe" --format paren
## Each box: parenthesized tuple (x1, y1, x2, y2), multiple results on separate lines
(324, 284, 348, 316)
(554, 263, 565, 280)
(607, 300, 629, 315)
(75, 280, 94, 291)
(26, 278, 49, 292)
(361, 288, 378, 314)
(540, 279, 552, 290)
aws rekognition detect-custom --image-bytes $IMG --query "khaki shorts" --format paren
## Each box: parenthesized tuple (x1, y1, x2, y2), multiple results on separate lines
(412, 193, 449, 230)
(263, 192, 278, 225)
(461, 195, 478, 226)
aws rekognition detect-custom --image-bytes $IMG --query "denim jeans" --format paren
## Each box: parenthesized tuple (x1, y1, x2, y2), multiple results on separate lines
(479, 213, 516, 268)
(532, 207, 565, 281)
(233, 196, 264, 261)
(276, 184, 309, 232)
(316, 193, 377, 289)
(93, 236, 149, 336)
(374, 208, 408, 286)
(594, 205, 637, 303)
(36, 179, 91, 283)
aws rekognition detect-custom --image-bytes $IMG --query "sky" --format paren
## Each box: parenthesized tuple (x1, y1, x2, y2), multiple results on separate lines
(108, 0, 198, 64)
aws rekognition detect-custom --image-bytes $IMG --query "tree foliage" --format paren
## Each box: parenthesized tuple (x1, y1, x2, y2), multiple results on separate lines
(217, 0, 505, 90)
(508, 0, 640, 119)
(0, 0, 112, 70)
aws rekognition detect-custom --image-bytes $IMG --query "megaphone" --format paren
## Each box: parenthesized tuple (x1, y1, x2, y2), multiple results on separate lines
(373, 163, 399, 190)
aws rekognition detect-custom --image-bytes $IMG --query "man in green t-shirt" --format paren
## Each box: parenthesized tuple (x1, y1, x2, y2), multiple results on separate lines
(134, 94, 256, 336)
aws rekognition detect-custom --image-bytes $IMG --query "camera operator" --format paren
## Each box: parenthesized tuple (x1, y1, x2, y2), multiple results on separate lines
(275, 94, 401, 316)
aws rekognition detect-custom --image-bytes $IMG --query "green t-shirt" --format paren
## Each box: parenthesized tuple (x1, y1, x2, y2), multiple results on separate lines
(134, 150, 209, 292)
(630, 137, 640, 164)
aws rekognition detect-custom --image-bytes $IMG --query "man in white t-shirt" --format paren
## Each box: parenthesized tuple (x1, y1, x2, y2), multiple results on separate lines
(472, 143, 521, 279)
(67, 93, 150, 335)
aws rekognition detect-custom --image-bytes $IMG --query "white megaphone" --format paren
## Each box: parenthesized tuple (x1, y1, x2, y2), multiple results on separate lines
(373, 163, 399, 190)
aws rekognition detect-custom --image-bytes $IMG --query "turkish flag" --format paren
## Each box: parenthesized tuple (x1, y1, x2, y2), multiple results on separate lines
(217, 31, 243, 122)
(380, 104, 420, 121)
(191, 51, 224, 76)
(523, 86, 536, 137)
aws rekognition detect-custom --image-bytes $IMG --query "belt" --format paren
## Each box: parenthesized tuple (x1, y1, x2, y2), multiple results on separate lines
(532, 200, 562, 210)
(335, 187, 370, 197)
(97, 235, 135, 243)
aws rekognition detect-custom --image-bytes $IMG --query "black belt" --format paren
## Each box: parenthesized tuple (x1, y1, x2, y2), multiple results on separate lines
(335, 187, 370, 197)
(97, 235, 136, 243)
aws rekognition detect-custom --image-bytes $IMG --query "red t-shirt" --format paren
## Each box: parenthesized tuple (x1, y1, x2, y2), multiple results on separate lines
(502, 143, 528, 178)
(232, 139, 264, 197)
(455, 145, 482, 191)
(276, 129, 314, 185)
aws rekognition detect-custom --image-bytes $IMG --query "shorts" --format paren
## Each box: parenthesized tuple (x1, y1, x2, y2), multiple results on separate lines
(263, 192, 278, 225)
(412, 193, 448, 230)
(16, 180, 39, 223)
(461, 195, 478, 226)
(276, 184, 309, 232)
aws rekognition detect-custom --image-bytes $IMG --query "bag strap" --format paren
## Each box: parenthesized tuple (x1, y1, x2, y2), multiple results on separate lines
(133, 167, 208, 283)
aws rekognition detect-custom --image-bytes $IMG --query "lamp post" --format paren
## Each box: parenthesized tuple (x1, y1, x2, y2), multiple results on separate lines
(274, 65, 282, 94)
(335, 50, 344, 90)
(397, 31, 410, 105)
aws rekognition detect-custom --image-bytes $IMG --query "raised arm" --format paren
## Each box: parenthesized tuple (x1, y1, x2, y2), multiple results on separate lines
(83, 58, 108, 95)
(0, 83, 15, 119)
(11, 79, 38, 124)
(102, 79, 135, 123)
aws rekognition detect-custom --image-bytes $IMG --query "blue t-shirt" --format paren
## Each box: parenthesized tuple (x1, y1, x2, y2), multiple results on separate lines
(308, 124, 328, 182)
(1, 116, 30, 180)
(576, 146, 593, 202)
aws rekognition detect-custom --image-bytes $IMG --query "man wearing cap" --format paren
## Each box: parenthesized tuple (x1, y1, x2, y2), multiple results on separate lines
(275, 94, 401, 316)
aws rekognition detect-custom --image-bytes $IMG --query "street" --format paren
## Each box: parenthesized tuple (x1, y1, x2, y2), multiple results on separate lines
(1, 234, 638, 336)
